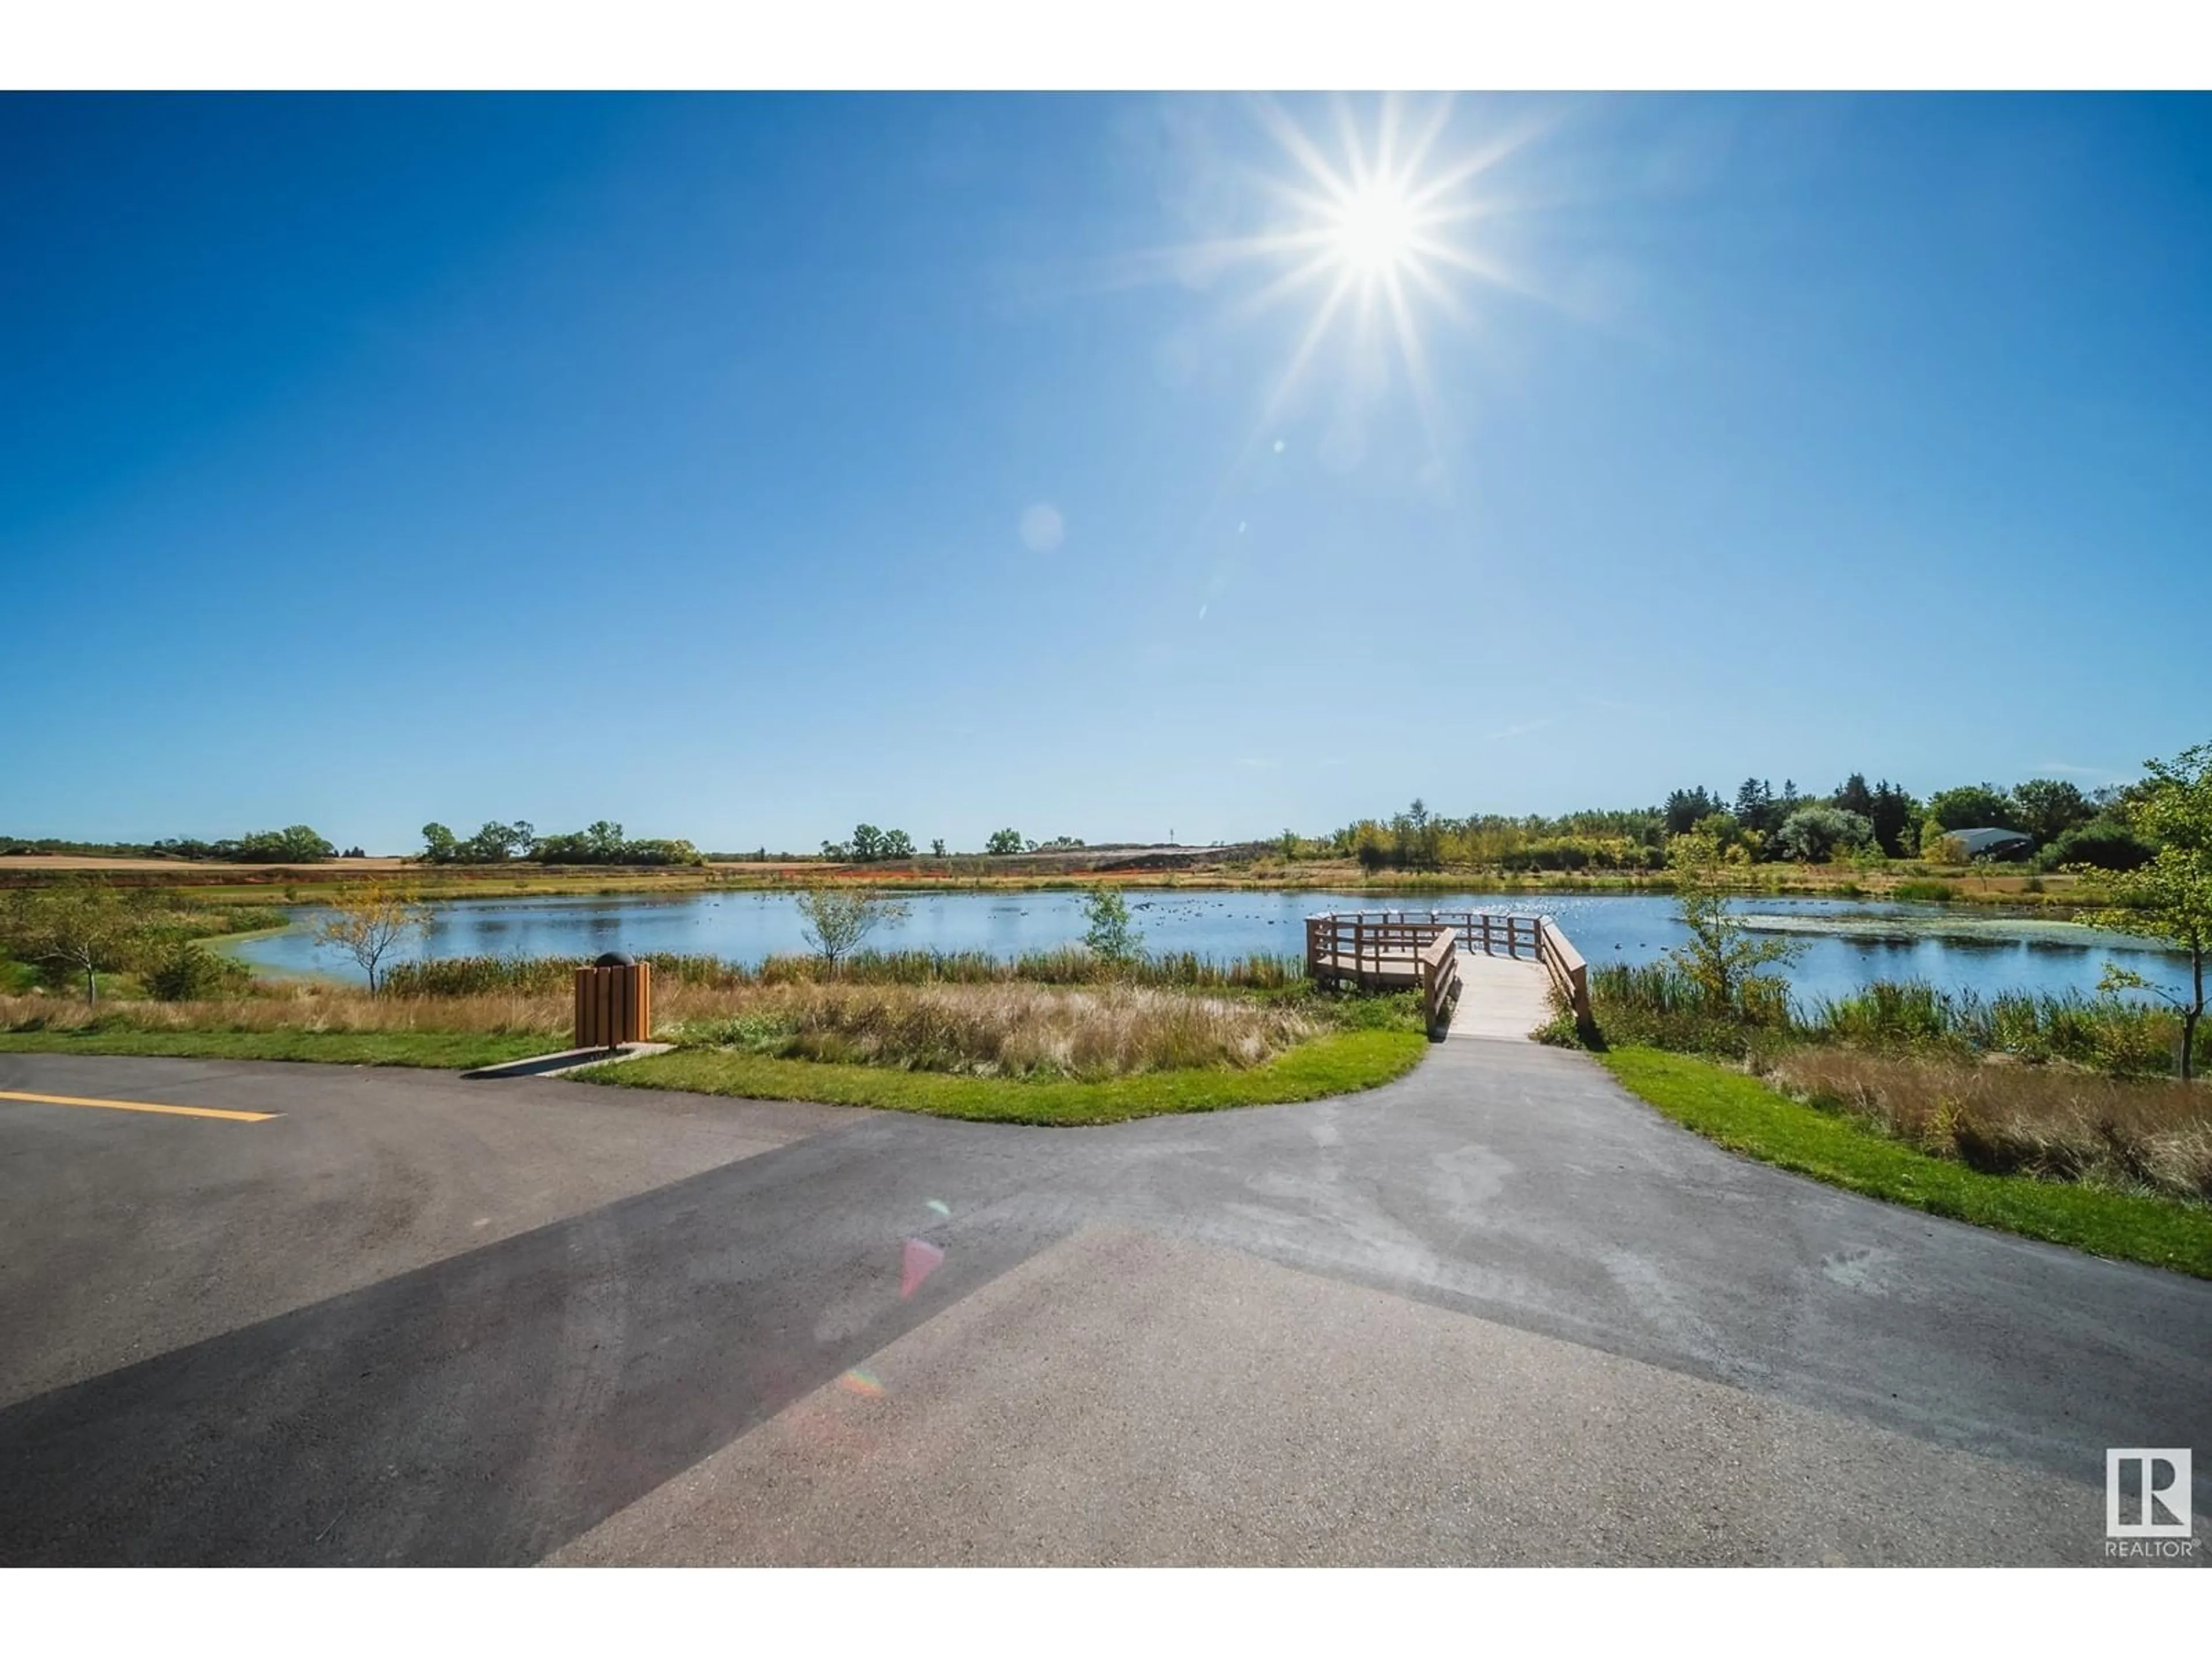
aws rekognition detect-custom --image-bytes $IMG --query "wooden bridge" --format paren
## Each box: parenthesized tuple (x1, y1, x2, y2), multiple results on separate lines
(1304, 910, 1590, 1041)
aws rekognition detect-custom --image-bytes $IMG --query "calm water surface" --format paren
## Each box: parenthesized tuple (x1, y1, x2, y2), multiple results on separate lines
(236, 888, 2185, 1005)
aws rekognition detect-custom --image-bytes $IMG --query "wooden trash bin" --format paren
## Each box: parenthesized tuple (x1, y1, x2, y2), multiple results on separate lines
(574, 956, 652, 1050)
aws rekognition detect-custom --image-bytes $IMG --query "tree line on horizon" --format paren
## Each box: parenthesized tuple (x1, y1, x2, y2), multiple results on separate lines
(1315, 770, 2163, 874)
(417, 820, 705, 866)
(3, 763, 2176, 877)
(0, 826, 363, 863)
(1, 816, 1089, 868)
(0, 821, 699, 869)
(817, 825, 1088, 861)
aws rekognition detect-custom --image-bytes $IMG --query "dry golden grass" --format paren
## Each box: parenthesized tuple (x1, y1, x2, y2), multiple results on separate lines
(668, 981, 1319, 1079)
(0, 979, 1323, 1081)
(1763, 1048, 2212, 1202)
(0, 986, 569, 1036)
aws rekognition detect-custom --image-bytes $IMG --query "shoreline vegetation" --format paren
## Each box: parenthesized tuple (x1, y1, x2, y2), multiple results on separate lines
(4, 744, 2199, 1164)
(0, 759, 2178, 916)
(1543, 747, 2210, 1275)
(1597, 1048, 2212, 1279)
(1561, 976, 2212, 1278)
(0, 938, 1431, 1118)
(0, 856, 2129, 915)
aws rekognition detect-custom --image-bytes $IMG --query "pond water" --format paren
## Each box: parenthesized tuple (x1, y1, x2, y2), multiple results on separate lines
(234, 888, 2187, 1006)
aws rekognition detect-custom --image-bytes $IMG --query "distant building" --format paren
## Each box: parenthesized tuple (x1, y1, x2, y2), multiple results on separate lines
(1949, 826, 2035, 861)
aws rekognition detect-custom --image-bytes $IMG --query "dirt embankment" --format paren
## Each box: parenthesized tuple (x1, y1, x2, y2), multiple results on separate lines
(0, 855, 413, 873)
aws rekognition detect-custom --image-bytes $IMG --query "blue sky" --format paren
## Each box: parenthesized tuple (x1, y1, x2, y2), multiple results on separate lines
(5, 93, 2208, 853)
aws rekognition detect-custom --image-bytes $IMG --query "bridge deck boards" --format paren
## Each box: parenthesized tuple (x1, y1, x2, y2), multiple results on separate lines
(1313, 947, 1554, 1042)
(1444, 953, 1556, 1043)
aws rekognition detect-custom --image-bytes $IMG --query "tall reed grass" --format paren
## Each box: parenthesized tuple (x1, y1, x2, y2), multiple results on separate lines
(1765, 1048, 2212, 1202)
(1804, 981, 2187, 1075)
(380, 952, 741, 996)
(1569, 962, 1792, 1056)
(1582, 961, 2201, 1077)
(676, 982, 1319, 1080)
(0, 986, 569, 1037)
(378, 947, 1305, 998)
(1, 975, 1331, 1081)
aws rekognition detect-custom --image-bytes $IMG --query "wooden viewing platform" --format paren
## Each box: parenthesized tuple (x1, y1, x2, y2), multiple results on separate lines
(1304, 910, 1591, 1041)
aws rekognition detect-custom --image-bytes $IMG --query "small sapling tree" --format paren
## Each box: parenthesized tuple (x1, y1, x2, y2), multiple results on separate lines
(2084, 741, 2211, 1081)
(5, 880, 143, 1004)
(1082, 885, 1144, 967)
(796, 885, 908, 974)
(1665, 830, 1802, 1018)
(312, 883, 432, 994)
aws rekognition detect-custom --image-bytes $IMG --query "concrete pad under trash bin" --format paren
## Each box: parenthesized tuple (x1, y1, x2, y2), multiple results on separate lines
(461, 1043, 675, 1081)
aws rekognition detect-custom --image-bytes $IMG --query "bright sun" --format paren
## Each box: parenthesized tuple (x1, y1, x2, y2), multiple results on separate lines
(1327, 180, 1421, 279)
(1116, 95, 1542, 468)
(1235, 98, 1528, 438)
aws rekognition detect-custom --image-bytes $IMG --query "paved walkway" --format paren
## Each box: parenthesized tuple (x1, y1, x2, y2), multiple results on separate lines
(0, 1047, 2205, 1565)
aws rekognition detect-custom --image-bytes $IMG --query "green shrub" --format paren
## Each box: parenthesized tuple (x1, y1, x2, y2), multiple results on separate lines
(1892, 879, 1957, 902)
(1322, 988, 1426, 1031)
(145, 943, 253, 1002)
(1496, 838, 1665, 873)
(2039, 819, 2158, 873)
(1774, 806, 1874, 863)
(674, 1012, 796, 1052)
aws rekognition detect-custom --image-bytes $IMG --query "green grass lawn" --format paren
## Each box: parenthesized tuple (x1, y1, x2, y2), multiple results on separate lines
(0, 1028, 548, 1069)
(1599, 1045, 2212, 1279)
(576, 1026, 1429, 1126)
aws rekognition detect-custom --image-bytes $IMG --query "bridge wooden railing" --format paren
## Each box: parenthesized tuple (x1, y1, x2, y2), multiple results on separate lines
(1433, 910, 1544, 961)
(1303, 914, 1443, 975)
(1303, 913, 1461, 1035)
(1415, 926, 1459, 1035)
(1304, 909, 1591, 1031)
(1535, 917, 1592, 1028)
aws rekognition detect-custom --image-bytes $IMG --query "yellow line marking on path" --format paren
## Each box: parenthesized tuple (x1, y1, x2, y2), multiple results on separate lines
(0, 1088, 276, 1123)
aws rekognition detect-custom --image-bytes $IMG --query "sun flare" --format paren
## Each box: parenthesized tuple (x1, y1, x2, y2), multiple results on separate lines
(1325, 179, 1421, 279)
(1122, 95, 1543, 469)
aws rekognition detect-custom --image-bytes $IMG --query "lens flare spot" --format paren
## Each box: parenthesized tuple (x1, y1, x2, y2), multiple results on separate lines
(1018, 502, 1065, 553)
(901, 1236, 946, 1298)
(925, 1199, 951, 1218)
(839, 1369, 885, 1397)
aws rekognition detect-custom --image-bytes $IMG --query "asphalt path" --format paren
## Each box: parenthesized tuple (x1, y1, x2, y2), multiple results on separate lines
(1, 1042, 2205, 1566)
